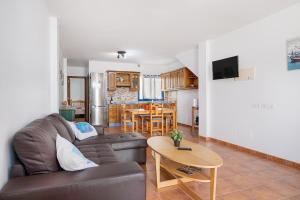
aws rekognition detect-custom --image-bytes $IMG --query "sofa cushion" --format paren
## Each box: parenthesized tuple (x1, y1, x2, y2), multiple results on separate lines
(13, 119, 60, 175)
(76, 143, 119, 165)
(56, 134, 98, 171)
(67, 121, 98, 141)
(46, 113, 75, 142)
(74, 133, 147, 151)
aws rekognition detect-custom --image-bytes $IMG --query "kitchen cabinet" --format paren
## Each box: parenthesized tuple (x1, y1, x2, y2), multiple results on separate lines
(107, 71, 140, 91)
(165, 73, 171, 90)
(170, 71, 177, 89)
(116, 72, 131, 87)
(107, 72, 117, 91)
(161, 74, 166, 91)
(178, 68, 185, 88)
(130, 73, 139, 91)
(108, 104, 118, 123)
(108, 104, 122, 124)
(160, 67, 198, 91)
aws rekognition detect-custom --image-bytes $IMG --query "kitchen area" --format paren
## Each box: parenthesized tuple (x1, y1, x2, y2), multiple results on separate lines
(60, 60, 199, 135)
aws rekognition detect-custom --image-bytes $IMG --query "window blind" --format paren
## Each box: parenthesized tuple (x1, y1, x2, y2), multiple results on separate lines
(139, 75, 162, 100)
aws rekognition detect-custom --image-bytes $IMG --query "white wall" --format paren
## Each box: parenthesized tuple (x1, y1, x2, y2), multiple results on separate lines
(0, 0, 52, 188)
(198, 41, 210, 136)
(68, 65, 88, 76)
(62, 58, 68, 102)
(49, 17, 60, 113)
(176, 48, 199, 76)
(89, 61, 140, 73)
(139, 63, 177, 75)
(89, 60, 179, 75)
(202, 3, 300, 163)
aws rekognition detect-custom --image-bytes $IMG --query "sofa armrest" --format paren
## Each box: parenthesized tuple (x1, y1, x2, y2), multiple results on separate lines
(0, 162, 145, 200)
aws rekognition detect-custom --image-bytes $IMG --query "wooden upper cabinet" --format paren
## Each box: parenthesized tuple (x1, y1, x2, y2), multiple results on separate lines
(161, 74, 166, 91)
(179, 68, 187, 88)
(107, 72, 117, 91)
(116, 72, 131, 87)
(166, 73, 171, 90)
(160, 67, 198, 91)
(107, 71, 140, 91)
(170, 71, 176, 89)
(130, 73, 140, 91)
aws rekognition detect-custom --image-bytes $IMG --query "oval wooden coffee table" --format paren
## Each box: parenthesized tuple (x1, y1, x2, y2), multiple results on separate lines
(147, 136, 223, 200)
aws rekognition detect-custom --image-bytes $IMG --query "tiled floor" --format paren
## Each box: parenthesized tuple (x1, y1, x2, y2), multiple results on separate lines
(105, 125, 300, 200)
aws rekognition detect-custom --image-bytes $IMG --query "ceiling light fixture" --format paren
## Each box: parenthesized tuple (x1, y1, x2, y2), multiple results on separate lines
(117, 51, 126, 59)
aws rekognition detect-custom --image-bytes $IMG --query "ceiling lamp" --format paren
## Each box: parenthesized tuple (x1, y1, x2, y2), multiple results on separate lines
(117, 51, 126, 59)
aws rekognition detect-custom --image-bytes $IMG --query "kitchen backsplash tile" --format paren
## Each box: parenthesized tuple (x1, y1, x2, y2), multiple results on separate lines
(106, 87, 138, 104)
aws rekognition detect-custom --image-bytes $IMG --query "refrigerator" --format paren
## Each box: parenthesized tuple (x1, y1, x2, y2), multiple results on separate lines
(90, 73, 107, 127)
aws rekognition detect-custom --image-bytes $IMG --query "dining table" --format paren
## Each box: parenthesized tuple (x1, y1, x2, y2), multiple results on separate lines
(125, 108, 177, 133)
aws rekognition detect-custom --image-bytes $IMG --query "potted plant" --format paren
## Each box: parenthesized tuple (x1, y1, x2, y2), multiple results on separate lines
(170, 129, 183, 147)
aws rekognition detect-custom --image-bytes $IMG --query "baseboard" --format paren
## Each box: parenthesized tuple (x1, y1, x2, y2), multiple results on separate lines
(178, 123, 199, 130)
(177, 123, 191, 128)
(199, 136, 300, 170)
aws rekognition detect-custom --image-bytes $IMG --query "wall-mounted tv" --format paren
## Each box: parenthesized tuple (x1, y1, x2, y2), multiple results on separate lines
(212, 56, 239, 80)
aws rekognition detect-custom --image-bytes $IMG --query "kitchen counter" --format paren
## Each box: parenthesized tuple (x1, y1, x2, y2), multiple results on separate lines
(110, 101, 175, 105)
(108, 101, 176, 127)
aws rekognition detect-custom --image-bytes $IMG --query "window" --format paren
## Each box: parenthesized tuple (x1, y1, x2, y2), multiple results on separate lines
(139, 75, 163, 100)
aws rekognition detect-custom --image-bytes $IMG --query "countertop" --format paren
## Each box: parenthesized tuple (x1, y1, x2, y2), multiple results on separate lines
(109, 101, 175, 105)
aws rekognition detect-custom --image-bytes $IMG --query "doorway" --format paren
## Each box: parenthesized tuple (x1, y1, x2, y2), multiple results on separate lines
(67, 76, 89, 122)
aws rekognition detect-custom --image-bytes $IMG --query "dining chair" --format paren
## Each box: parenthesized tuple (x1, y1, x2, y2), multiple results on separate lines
(164, 102, 177, 134)
(145, 103, 164, 136)
(137, 103, 149, 134)
(120, 104, 137, 133)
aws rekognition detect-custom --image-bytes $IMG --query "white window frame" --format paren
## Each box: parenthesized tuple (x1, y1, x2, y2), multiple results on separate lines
(139, 75, 163, 100)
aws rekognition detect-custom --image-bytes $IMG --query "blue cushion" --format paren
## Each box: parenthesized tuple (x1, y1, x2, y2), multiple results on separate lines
(75, 122, 93, 133)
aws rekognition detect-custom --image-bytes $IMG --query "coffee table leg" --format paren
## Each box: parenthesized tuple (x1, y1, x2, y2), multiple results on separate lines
(210, 168, 217, 200)
(155, 152, 161, 188)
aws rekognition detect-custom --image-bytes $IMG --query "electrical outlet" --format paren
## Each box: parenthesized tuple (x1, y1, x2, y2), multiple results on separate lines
(234, 67, 256, 81)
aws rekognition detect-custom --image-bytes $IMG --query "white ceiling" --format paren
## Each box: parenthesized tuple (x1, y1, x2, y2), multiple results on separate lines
(48, 0, 300, 65)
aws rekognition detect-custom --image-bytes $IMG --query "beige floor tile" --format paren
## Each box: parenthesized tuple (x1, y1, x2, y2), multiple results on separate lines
(105, 125, 300, 200)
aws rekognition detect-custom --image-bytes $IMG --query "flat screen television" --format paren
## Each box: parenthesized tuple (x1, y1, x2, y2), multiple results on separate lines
(212, 56, 239, 80)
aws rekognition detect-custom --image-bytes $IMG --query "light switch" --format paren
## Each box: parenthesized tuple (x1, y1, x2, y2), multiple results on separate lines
(235, 67, 256, 81)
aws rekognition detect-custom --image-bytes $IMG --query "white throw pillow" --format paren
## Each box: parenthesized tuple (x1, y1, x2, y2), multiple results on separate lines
(56, 134, 98, 171)
(67, 121, 98, 140)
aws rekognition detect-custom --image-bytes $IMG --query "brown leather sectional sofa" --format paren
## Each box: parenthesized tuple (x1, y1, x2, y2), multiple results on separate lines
(0, 114, 147, 200)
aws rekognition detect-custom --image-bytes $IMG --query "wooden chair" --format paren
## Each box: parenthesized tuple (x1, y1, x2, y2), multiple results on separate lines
(120, 104, 138, 133)
(164, 102, 177, 135)
(145, 103, 164, 136)
(137, 103, 149, 134)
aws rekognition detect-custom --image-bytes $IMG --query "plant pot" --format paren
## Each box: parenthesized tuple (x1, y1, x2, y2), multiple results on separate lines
(174, 140, 180, 147)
